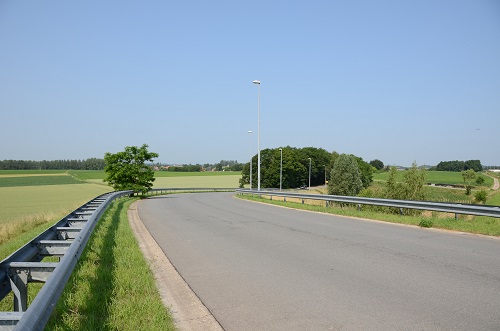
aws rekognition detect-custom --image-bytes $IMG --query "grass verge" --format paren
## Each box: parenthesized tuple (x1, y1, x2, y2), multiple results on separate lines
(44, 197, 175, 330)
(238, 194, 500, 237)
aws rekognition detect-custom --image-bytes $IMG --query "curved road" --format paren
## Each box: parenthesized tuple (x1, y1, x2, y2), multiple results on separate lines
(138, 193, 500, 330)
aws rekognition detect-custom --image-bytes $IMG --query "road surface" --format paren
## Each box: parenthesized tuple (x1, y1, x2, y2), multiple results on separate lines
(137, 193, 500, 330)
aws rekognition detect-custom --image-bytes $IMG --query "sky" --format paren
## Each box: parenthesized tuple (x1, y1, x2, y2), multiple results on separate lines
(1, 1, 499, 167)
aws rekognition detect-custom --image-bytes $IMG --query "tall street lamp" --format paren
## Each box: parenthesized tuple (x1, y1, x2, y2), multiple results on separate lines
(279, 148, 283, 191)
(253, 80, 261, 191)
(324, 165, 327, 186)
(248, 130, 253, 189)
(308, 157, 312, 190)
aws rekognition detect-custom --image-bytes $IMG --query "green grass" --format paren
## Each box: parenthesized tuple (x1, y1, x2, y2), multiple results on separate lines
(0, 170, 67, 175)
(0, 175, 83, 187)
(373, 170, 493, 187)
(239, 194, 500, 236)
(68, 170, 106, 181)
(45, 198, 175, 331)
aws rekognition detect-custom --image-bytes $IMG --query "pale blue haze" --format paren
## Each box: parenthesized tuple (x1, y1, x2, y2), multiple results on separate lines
(1, 1, 499, 166)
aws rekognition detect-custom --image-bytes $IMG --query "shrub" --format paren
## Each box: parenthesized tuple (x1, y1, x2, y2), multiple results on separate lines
(475, 176, 485, 185)
(419, 219, 433, 228)
(474, 190, 487, 204)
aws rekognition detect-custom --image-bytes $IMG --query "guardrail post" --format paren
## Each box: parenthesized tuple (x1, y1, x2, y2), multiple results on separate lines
(358, 204, 361, 211)
(302, 199, 304, 204)
(399, 208, 403, 215)
(455, 213, 458, 220)
(284, 197, 286, 203)
(9, 272, 28, 312)
(325, 201, 329, 207)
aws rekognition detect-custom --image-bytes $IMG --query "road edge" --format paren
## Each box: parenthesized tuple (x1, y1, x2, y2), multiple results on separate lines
(128, 200, 224, 331)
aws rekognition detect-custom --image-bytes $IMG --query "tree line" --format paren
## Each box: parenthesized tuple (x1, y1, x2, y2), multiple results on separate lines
(0, 158, 105, 170)
(434, 160, 482, 172)
(239, 146, 375, 190)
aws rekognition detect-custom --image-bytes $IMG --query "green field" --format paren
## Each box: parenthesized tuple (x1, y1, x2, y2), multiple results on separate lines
(0, 175, 83, 187)
(373, 170, 493, 187)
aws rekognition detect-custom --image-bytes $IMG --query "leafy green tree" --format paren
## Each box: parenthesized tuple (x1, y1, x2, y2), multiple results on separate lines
(385, 166, 403, 200)
(355, 157, 374, 188)
(328, 154, 363, 196)
(369, 159, 384, 171)
(384, 163, 426, 215)
(401, 162, 426, 201)
(103, 144, 159, 194)
(465, 160, 482, 172)
(462, 169, 476, 195)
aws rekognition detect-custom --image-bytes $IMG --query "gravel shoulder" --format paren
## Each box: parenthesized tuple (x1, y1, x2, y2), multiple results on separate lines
(128, 200, 223, 331)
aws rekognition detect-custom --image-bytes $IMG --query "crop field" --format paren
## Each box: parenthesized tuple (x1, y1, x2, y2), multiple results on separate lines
(0, 184, 111, 224)
(0, 175, 83, 187)
(77, 170, 243, 188)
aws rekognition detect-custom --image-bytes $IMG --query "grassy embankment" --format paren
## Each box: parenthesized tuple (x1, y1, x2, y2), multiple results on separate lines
(45, 197, 175, 331)
(241, 170, 500, 236)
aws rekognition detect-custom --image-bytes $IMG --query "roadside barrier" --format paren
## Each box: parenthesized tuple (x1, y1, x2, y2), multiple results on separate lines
(236, 189, 500, 219)
(0, 190, 132, 331)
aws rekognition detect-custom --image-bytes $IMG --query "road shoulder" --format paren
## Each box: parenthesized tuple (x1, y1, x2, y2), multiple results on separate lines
(128, 200, 223, 331)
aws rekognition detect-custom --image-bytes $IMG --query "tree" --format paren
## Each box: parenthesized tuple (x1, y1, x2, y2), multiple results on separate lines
(103, 144, 159, 194)
(355, 157, 374, 188)
(369, 159, 384, 171)
(474, 190, 487, 204)
(401, 162, 426, 201)
(328, 154, 363, 196)
(461, 169, 476, 195)
(384, 163, 426, 215)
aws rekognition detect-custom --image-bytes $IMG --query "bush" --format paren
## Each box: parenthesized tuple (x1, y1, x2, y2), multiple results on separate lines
(474, 190, 487, 204)
(475, 176, 485, 185)
(419, 219, 433, 228)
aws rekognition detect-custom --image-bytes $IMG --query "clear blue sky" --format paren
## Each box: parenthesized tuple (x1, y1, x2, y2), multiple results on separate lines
(1, 1, 499, 166)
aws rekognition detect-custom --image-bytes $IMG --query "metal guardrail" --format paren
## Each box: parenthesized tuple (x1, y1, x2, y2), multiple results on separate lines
(236, 189, 500, 219)
(145, 187, 237, 196)
(0, 190, 132, 331)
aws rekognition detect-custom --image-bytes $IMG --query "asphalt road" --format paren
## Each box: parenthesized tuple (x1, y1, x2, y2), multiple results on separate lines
(138, 193, 500, 330)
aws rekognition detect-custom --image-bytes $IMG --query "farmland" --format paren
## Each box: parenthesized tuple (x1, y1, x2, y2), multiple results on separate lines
(0, 170, 240, 258)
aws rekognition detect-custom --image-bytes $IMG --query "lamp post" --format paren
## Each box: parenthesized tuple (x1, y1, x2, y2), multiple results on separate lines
(324, 165, 327, 186)
(308, 157, 312, 190)
(248, 130, 253, 189)
(279, 148, 283, 191)
(253, 80, 261, 191)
